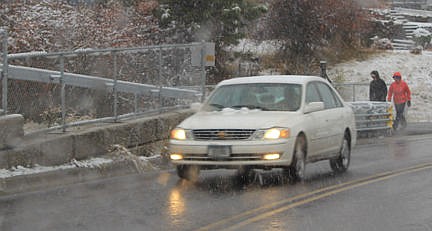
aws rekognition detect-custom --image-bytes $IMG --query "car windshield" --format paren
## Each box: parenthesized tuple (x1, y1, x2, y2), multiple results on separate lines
(202, 83, 302, 112)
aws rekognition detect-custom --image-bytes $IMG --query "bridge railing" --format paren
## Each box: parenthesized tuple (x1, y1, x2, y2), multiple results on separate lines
(333, 82, 394, 136)
(0, 28, 210, 133)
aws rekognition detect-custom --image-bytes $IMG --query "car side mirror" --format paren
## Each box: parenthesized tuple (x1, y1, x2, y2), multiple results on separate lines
(304, 102, 324, 114)
(190, 102, 202, 112)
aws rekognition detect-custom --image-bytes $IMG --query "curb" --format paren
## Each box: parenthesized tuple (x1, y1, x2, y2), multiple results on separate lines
(0, 159, 155, 195)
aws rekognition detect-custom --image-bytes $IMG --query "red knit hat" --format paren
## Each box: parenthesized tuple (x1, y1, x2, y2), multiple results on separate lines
(393, 72, 401, 78)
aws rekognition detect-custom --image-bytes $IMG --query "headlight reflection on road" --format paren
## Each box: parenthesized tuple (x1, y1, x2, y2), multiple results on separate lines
(168, 188, 185, 222)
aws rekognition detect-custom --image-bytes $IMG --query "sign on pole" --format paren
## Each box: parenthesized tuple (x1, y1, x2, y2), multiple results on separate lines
(191, 42, 215, 67)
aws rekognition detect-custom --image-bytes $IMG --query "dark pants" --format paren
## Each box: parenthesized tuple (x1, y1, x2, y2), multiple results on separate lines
(394, 103, 407, 130)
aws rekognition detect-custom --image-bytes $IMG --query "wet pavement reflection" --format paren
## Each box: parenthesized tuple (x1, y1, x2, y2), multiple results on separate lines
(390, 139, 409, 159)
(167, 188, 185, 225)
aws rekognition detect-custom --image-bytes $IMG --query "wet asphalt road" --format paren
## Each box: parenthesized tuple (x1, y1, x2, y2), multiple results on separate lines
(1, 132, 432, 231)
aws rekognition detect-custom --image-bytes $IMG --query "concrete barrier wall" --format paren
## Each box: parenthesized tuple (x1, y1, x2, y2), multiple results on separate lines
(0, 114, 24, 150)
(0, 110, 193, 169)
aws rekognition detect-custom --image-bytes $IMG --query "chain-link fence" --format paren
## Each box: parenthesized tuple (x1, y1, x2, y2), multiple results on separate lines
(1, 29, 209, 132)
(333, 82, 370, 102)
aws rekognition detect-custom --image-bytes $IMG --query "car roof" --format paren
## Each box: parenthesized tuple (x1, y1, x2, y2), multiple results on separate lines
(217, 75, 326, 86)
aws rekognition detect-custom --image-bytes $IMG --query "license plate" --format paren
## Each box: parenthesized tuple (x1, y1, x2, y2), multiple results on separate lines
(208, 145, 231, 159)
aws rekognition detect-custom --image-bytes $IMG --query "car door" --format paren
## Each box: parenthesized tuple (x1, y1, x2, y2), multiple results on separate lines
(303, 82, 329, 157)
(314, 82, 346, 154)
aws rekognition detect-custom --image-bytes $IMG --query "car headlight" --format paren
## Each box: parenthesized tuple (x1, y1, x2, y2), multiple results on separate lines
(252, 128, 290, 140)
(170, 128, 192, 140)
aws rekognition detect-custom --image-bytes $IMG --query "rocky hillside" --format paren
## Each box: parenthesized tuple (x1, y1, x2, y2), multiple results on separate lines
(0, 1, 163, 53)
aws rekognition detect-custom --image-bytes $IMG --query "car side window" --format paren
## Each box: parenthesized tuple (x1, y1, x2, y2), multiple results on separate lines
(315, 82, 338, 109)
(305, 83, 321, 103)
(330, 88, 344, 107)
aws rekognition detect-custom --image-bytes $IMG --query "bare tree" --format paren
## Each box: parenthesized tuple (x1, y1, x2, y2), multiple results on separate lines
(261, 0, 371, 74)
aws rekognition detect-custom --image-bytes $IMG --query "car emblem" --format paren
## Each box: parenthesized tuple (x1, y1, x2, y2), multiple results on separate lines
(217, 131, 226, 139)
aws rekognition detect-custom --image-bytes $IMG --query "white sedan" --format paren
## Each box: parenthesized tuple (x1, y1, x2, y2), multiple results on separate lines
(169, 75, 357, 182)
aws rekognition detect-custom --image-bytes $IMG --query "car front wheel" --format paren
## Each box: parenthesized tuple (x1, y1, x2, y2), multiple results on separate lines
(330, 134, 351, 173)
(286, 135, 306, 182)
(176, 165, 200, 181)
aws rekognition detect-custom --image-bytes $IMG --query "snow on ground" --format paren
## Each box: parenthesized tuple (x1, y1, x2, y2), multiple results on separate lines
(0, 154, 156, 179)
(227, 39, 280, 54)
(0, 158, 113, 178)
(328, 50, 432, 122)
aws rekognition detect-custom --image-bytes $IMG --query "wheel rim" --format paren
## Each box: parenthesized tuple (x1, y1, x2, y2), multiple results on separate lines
(295, 140, 306, 179)
(296, 156, 305, 179)
(340, 139, 350, 168)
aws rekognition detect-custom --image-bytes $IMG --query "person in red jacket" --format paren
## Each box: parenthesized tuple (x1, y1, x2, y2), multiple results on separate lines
(387, 72, 411, 130)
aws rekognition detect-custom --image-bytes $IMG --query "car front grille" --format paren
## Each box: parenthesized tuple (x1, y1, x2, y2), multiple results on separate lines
(183, 153, 263, 161)
(192, 129, 256, 140)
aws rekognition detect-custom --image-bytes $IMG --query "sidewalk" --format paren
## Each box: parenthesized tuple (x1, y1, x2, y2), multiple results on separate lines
(356, 122, 432, 145)
(2, 122, 432, 195)
(397, 122, 432, 136)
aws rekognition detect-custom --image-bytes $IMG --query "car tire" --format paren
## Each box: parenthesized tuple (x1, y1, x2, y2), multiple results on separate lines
(330, 134, 351, 173)
(176, 165, 200, 181)
(237, 166, 254, 182)
(286, 135, 307, 182)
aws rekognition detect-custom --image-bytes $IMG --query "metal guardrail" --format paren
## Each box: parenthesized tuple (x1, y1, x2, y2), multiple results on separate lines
(0, 27, 209, 133)
(333, 82, 395, 135)
(5, 65, 199, 99)
(348, 101, 394, 135)
(355, 112, 393, 132)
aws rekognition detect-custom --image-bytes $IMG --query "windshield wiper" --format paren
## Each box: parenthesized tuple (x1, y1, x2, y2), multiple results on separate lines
(230, 105, 269, 111)
(208, 103, 225, 110)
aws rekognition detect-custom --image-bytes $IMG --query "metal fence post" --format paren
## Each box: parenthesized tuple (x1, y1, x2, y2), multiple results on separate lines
(134, 93, 138, 113)
(59, 55, 66, 132)
(112, 51, 118, 122)
(353, 84, 356, 101)
(1, 28, 8, 115)
(158, 47, 163, 112)
(200, 42, 206, 102)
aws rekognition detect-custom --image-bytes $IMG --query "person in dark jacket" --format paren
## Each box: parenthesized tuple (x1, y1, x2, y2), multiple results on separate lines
(369, 70, 387, 101)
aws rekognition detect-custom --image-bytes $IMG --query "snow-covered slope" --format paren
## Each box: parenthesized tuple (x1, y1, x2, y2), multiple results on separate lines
(328, 50, 432, 122)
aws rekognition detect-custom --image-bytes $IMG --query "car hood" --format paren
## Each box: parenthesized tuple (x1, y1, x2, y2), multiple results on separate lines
(179, 108, 301, 129)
